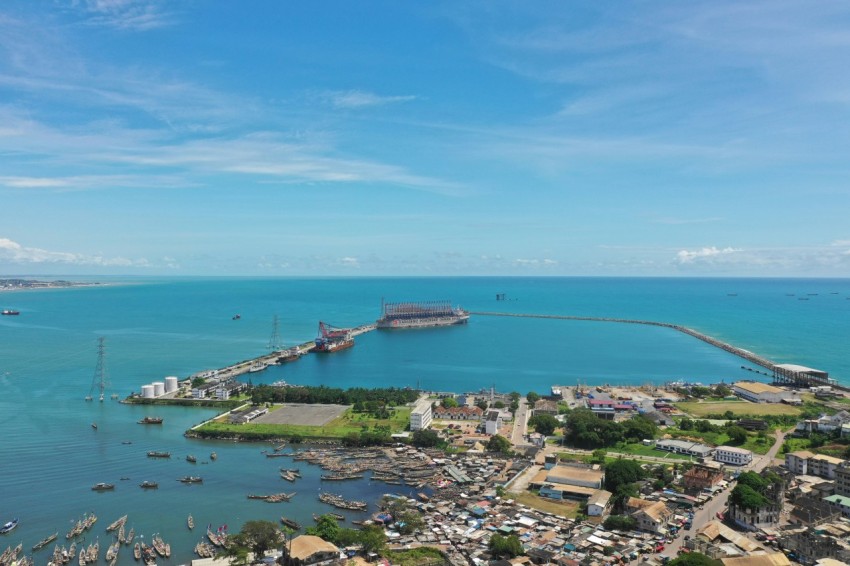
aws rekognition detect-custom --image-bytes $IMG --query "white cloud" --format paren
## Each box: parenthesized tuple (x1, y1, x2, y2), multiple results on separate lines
(339, 257, 360, 268)
(70, 0, 174, 31)
(675, 246, 742, 264)
(324, 90, 417, 109)
(0, 237, 149, 267)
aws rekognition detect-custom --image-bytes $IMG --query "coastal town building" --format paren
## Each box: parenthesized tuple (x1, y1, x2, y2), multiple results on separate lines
(732, 381, 787, 403)
(773, 363, 835, 388)
(720, 553, 791, 566)
(788, 496, 840, 526)
(786, 451, 846, 479)
(284, 535, 344, 566)
(655, 439, 715, 458)
(779, 527, 850, 565)
(824, 494, 850, 518)
(786, 450, 816, 475)
(533, 399, 559, 416)
(833, 463, 850, 497)
(409, 399, 433, 431)
(586, 489, 613, 517)
(432, 406, 483, 420)
(727, 468, 786, 530)
(529, 463, 605, 500)
(632, 500, 674, 534)
(715, 446, 754, 466)
(810, 455, 845, 480)
(796, 411, 850, 435)
(683, 463, 725, 492)
(485, 411, 502, 435)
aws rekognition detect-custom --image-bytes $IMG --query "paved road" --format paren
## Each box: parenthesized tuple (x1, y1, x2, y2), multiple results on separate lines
(661, 430, 786, 558)
(511, 397, 531, 446)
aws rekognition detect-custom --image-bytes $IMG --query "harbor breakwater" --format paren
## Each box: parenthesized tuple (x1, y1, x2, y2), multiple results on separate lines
(470, 311, 777, 373)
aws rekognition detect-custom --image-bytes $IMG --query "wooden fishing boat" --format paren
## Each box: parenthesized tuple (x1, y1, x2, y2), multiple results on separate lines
(106, 515, 128, 532)
(32, 532, 58, 551)
(125, 527, 135, 545)
(133, 542, 141, 561)
(280, 517, 301, 530)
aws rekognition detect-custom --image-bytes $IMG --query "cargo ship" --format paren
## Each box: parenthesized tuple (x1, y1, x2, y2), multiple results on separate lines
(376, 300, 469, 329)
(314, 321, 354, 353)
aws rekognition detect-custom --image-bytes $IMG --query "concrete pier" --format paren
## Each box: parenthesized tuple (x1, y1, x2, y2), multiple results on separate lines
(188, 323, 376, 382)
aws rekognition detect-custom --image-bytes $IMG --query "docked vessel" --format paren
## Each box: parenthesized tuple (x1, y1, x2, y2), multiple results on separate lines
(248, 362, 267, 373)
(314, 321, 354, 353)
(376, 300, 469, 329)
(1, 309, 20, 316)
(138, 416, 163, 424)
(276, 348, 301, 363)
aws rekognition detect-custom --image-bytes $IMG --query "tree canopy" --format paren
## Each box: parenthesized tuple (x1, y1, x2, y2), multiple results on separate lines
(220, 520, 282, 565)
(489, 534, 524, 558)
(487, 434, 512, 454)
(668, 552, 723, 566)
(528, 413, 559, 436)
(604, 458, 646, 502)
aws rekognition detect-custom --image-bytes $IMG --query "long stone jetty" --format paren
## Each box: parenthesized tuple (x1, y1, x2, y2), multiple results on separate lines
(470, 311, 777, 371)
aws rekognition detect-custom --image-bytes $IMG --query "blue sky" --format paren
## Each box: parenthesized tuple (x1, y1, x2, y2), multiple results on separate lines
(2, 1, 850, 276)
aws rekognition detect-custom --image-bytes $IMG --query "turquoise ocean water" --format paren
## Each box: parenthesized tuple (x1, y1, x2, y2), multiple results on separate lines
(1, 276, 849, 563)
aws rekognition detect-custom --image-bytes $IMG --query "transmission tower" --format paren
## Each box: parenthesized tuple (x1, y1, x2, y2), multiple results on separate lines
(87, 337, 109, 402)
(268, 314, 282, 352)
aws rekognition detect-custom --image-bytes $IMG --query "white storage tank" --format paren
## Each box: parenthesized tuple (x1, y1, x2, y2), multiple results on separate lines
(165, 376, 178, 393)
(152, 381, 165, 397)
(141, 384, 155, 399)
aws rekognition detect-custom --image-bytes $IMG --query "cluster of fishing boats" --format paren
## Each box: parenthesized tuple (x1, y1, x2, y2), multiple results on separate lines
(193, 540, 217, 558)
(0, 543, 27, 566)
(246, 492, 296, 503)
(279, 468, 301, 482)
(206, 525, 229, 548)
(65, 514, 97, 540)
(290, 447, 438, 488)
(320, 472, 363, 481)
(318, 492, 367, 510)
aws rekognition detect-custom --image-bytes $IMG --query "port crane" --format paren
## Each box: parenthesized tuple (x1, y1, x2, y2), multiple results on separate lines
(317, 321, 350, 340)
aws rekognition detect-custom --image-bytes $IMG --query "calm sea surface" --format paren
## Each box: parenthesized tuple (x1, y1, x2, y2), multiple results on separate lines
(1, 276, 848, 563)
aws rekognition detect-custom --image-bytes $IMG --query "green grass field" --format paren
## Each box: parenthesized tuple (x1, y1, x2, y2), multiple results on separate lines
(611, 443, 693, 460)
(675, 401, 801, 417)
(194, 406, 412, 440)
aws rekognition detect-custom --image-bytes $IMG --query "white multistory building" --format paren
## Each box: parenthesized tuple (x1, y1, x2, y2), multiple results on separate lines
(410, 399, 433, 431)
(714, 446, 753, 466)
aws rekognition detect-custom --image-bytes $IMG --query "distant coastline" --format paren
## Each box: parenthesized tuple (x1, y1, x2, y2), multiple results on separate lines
(0, 278, 103, 291)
